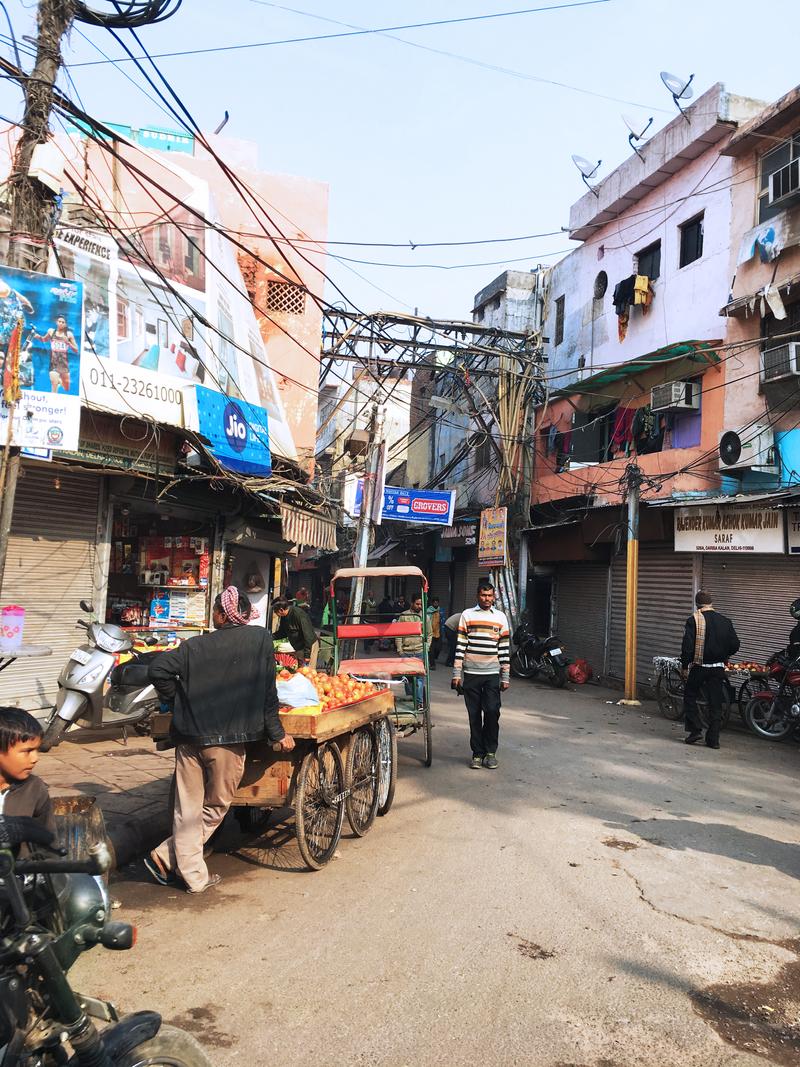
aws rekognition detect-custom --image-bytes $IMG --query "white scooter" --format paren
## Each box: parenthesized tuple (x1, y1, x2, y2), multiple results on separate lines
(41, 601, 162, 750)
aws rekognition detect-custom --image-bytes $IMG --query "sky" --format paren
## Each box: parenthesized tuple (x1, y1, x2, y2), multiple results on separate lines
(2, 0, 800, 320)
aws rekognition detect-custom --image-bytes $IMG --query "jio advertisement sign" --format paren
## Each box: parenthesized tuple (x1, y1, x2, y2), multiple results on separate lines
(193, 384, 272, 476)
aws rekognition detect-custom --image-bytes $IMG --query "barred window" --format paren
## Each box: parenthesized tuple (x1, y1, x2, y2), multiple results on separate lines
(265, 280, 306, 315)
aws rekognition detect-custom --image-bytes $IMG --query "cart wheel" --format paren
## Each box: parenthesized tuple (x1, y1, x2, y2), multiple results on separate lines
(295, 742, 345, 870)
(375, 716, 397, 817)
(345, 726, 379, 837)
(422, 705, 433, 767)
(655, 665, 684, 720)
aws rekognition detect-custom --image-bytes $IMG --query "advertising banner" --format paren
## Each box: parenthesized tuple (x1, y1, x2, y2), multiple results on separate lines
(0, 264, 83, 450)
(350, 479, 456, 526)
(478, 507, 508, 567)
(193, 383, 271, 476)
(674, 504, 785, 553)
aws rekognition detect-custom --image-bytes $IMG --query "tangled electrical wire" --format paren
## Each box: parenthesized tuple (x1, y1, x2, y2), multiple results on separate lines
(73, 0, 181, 28)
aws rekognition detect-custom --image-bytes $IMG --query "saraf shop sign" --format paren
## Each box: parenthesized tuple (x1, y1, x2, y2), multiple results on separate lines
(674, 503, 784, 554)
(193, 384, 271, 476)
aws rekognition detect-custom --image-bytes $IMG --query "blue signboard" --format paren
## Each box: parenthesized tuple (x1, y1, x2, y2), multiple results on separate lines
(354, 482, 456, 526)
(194, 384, 272, 476)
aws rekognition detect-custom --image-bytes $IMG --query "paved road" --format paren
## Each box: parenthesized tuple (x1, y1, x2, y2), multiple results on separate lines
(74, 676, 800, 1066)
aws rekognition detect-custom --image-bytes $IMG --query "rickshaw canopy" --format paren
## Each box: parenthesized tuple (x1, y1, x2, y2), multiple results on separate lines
(330, 566, 429, 595)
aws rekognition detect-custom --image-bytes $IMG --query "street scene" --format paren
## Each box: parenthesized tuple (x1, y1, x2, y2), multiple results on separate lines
(1, 0, 800, 1064)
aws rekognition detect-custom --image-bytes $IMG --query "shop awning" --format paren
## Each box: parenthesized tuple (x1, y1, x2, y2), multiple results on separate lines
(646, 490, 800, 508)
(554, 340, 721, 401)
(720, 269, 800, 319)
(280, 504, 338, 551)
(367, 540, 401, 561)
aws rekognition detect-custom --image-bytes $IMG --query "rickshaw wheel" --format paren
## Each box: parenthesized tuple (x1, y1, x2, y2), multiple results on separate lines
(376, 716, 397, 816)
(295, 742, 345, 870)
(345, 725, 380, 836)
(422, 706, 433, 767)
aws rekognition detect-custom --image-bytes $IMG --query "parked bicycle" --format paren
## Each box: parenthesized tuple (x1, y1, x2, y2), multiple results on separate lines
(652, 656, 733, 727)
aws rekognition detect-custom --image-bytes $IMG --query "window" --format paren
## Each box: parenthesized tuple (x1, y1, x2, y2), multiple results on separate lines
(475, 436, 491, 470)
(758, 132, 800, 223)
(184, 236, 200, 277)
(636, 240, 661, 281)
(679, 214, 704, 267)
(265, 280, 306, 316)
(155, 223, 172, 266)
(554, 295, 565, 347)
(116, 296, 129, 339)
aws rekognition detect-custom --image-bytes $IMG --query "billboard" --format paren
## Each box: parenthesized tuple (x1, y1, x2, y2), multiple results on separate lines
(193, 383, 272, 476)
(0, 263, 82, 450)
(478, 507, 507, 567)
(348, 477, 456, 526)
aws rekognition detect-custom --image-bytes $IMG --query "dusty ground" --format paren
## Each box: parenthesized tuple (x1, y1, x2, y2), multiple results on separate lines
(71, 675, 800, 1066)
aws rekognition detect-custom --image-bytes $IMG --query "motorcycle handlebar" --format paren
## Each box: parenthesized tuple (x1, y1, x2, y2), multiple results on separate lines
(76, 619, 90, 630)
(15, 854, 109, 876)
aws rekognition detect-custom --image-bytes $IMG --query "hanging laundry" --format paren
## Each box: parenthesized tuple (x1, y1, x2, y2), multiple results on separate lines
(612, 275, 636, 316)
(764, 284, 787, 320)
(634, 275, 655, 314)
(546, 424, 558, 455)
(611, 406, 635, 452)
(618, 310, 629, 342)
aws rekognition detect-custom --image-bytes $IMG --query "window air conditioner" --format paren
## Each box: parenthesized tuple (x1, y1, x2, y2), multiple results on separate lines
(650, 380, 700, 412)
(718, 425, 777, 473)
(768, 158, 800, 206)
(761, 341, 800, 383)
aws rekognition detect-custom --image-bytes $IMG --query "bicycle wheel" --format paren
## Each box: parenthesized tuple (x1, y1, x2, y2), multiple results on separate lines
(655, 665, 684, 720)
(345, 726, 379, 837)
(422, 703, 433, 767)
(375, 716, 397, 817)
(295, 742, 345, 870)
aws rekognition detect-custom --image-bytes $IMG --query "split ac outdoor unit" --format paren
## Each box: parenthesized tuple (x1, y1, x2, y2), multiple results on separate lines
(768, 158, 800, 206)
(761, 341, 800, 383)
(718, 424, 777, 473)
(650, 380, 700, 412)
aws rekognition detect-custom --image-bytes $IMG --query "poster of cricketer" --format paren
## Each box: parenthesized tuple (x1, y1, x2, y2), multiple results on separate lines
(0, 264, 83, 450)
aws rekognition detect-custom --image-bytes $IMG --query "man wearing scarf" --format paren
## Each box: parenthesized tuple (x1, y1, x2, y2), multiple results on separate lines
(681, 589, 740, 750)
(145, 586, 294, 893)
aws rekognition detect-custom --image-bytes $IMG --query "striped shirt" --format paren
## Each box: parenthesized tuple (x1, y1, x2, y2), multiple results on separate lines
(452, 604, 511, 683)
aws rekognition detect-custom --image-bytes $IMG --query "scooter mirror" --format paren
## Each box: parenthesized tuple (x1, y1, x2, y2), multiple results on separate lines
(80, 600, 95, 614)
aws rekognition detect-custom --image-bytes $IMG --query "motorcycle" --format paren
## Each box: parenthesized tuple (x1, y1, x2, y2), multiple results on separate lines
(744, 649, 800, 741)
(510, 620, 568, 688)
(0, 814, 212, 1066)
(41, 602, 163, 752)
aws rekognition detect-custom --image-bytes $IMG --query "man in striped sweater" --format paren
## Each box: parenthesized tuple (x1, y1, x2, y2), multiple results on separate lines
(451, 580, 510, 770)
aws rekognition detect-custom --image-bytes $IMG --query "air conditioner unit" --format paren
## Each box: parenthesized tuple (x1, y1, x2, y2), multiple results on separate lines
(651, 380, 700, 412)
(761, 341, 800, 383)
(718, 425, 777, 473)
(768, 158, 800, 206)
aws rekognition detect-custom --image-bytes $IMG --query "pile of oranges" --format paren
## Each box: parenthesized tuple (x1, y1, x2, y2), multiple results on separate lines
(276, 665, 379, 712)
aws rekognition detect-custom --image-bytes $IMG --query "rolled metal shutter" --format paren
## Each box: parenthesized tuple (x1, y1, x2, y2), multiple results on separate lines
(555, 562, 608, 674)
(701, 555, 800, 664)
(0, 465, 99, 711)
(609, 546, 694, 686)
(428, 561, 451, 607)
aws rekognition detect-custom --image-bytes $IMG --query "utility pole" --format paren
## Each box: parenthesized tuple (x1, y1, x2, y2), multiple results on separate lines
(0, 0, 76, 597)
(620, 462, 642, 706)
(347, 403, 385, 655)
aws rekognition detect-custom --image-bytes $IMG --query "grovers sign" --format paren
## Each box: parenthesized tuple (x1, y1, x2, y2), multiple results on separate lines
(674, 503, 785, 553)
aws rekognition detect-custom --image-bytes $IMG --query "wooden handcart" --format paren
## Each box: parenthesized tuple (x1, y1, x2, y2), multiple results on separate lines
(152, 687, 397, 871)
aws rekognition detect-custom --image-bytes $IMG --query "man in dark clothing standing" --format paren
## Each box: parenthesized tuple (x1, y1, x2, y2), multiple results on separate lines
(146, 587, 293, 893)
(681, 590, 740, 750)
(273, 596, 317, 665)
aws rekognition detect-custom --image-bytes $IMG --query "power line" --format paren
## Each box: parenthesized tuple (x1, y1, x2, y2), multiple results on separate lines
(70, 0, 613, 66)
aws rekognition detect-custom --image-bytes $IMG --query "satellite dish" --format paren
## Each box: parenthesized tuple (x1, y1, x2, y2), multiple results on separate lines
(622, 114, 654, 161)
(571, 154, 602, 197)
(660, 71, 695, 122)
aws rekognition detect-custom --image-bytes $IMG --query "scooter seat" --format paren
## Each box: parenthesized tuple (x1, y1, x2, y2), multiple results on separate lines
(110, 650, 162, 689)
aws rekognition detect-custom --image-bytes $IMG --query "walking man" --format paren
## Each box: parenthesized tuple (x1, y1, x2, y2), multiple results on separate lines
(681, 589, 740, 750)
(146, 587, 294, 893)
(452, 580, 510, 770)
(427, 595, 443, 670)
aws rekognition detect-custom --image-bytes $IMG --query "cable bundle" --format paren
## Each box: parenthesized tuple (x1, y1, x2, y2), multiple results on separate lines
(73, 0, 181, 29)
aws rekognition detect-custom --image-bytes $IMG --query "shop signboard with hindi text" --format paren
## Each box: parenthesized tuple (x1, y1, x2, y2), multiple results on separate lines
(0, 264, 83, 450)
(478, 507, 508, 567)
(674, 503, 785, 553)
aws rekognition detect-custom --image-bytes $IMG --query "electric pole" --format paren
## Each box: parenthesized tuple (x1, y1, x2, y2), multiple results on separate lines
(346, 402, 385, 656)
(0, 0, 76, 596)
(620, 462, 642, 706)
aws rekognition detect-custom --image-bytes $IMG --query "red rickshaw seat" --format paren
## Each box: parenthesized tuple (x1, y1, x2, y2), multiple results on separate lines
(339, 656, 427, 677)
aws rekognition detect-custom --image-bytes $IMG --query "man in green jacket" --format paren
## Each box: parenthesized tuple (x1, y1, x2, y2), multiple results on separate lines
(273, 596, 317, 664)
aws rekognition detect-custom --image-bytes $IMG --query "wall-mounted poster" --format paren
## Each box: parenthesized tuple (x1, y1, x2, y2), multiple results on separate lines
(0, 263, 82, 449)
(478, 507, 508, 568)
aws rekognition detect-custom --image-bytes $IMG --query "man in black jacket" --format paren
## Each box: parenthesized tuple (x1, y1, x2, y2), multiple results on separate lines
(272, 596, 317, 665)
(146, 587, 294, 893)
(681, 589, 740, 750)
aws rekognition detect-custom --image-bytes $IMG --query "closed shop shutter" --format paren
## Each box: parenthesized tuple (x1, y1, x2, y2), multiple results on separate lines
(609, 546, 694, 686)
(701, 554, 800, 664)
(428, 561, 451, 608)
(452, 550, 483, 613)
(0, 466, 99, 711)
(555, 562, 608, 674)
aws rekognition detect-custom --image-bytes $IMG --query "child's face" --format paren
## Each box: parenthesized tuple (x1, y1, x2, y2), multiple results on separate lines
(0, 737, 41, 785)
